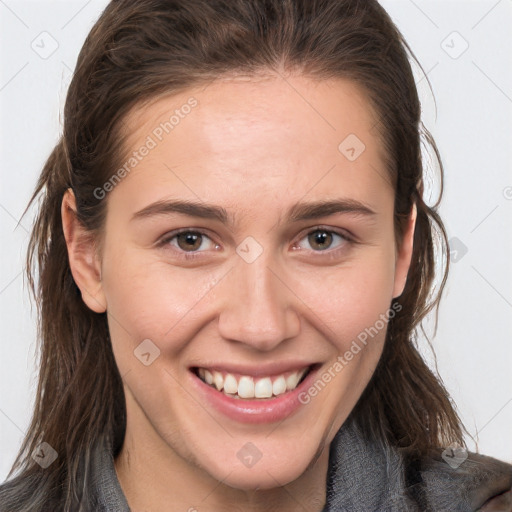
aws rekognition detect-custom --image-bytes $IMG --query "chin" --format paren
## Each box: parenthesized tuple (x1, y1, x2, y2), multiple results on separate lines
(222, 465, 306, 491)
(199, 445, 314, 491)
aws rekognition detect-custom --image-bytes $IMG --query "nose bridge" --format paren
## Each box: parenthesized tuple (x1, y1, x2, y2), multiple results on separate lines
(218, 244, 300, 350)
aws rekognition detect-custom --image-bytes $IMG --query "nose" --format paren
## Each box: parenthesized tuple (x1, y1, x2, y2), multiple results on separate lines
(217, 249, 301, 351)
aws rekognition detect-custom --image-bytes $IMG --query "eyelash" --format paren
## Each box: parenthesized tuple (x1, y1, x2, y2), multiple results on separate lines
(157, 226, 355, 261)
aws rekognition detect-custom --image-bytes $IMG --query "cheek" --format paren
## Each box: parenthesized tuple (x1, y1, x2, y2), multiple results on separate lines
(293, 248, 397, 349)
(292, 255, 396, 417)
(100, 245, 218, 360)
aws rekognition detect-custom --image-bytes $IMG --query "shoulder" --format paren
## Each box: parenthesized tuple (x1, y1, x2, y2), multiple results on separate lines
(0, 471, 65, 512)
(479, 490, 512, 511)
(410, 448, 512, 511)
(0, 434, 130, 512)
(0, 474, 40, 512)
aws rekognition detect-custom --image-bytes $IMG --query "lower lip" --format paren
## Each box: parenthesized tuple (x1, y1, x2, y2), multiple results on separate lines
(188, 365, 321, 424)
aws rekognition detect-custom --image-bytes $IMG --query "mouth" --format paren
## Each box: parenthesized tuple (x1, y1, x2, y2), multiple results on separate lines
(189, 362, 323, 424)
(190, 364, 317, 400)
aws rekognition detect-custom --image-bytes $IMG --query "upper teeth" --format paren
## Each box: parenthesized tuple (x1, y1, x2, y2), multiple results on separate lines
(197, 367, 309, 399)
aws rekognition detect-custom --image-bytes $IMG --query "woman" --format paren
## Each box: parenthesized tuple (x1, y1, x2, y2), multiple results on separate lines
(0, 0, 510, 510)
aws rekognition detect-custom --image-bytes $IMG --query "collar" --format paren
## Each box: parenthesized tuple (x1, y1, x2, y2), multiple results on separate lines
(89, 418, 512, 511)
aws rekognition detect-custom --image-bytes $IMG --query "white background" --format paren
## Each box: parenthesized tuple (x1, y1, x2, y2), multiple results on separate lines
(1, 0, 511, 483)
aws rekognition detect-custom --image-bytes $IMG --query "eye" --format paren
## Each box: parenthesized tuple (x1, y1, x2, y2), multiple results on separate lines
(292, 227, 352, 254)
(159, 229, 220, 259)
(158, 226, 353, 261)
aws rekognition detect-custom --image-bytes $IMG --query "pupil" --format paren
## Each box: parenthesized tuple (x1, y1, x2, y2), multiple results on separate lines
(311, 231, 331, 250)
(178, 232, 200, 250)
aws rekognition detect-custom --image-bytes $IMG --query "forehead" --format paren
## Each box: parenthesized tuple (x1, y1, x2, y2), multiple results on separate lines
(110, 74, 392, 222)
(124, 73, 382, 156)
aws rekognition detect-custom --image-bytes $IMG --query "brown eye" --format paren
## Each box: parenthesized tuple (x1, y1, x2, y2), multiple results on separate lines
(176, 232, 203, 252)
(308, 230, 333, 251)
(159, 229, 219, 259)
(292, 227, 352, 256)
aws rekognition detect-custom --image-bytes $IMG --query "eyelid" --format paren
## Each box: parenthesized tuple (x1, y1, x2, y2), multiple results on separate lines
(157, 228, 219, 259)
(291, 225, 355, 259)
(295, 224, 356, 244)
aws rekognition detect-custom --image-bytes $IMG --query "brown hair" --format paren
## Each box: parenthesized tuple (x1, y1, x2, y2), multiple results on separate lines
(1, 0, 466, 509)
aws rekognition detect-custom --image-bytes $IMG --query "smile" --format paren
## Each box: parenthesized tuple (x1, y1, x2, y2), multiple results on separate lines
(193, 366, 311, 400)
(189, 362, 322, 424)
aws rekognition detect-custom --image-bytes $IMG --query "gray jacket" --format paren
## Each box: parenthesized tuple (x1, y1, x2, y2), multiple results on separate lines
(1, 417, 511, 511)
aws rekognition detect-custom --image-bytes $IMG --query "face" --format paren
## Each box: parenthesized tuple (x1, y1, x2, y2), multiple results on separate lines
(65, 73, 415, 491)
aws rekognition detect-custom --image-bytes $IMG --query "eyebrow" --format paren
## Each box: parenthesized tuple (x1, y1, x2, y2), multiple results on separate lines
(131, 198, 377, 225)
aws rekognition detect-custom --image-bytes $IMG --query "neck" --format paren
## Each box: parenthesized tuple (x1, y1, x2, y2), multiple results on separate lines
(114, 403, 330, 512)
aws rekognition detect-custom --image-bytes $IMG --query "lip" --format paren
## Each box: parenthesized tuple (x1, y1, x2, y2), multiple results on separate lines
(188, 361, 316, 378)
(188, 363, 322, 424)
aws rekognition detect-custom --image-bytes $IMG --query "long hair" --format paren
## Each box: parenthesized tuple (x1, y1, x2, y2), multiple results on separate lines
(1, 0, 465, 509)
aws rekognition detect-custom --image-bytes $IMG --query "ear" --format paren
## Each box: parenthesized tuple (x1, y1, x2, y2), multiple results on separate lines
(392, 203, 417, 299)
(61, 188, 107, 313)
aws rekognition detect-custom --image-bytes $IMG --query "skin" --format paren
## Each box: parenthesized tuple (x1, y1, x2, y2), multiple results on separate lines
(62, 72, 416, 512)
